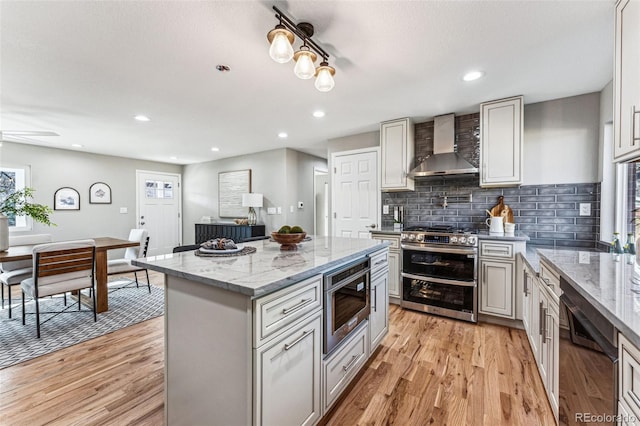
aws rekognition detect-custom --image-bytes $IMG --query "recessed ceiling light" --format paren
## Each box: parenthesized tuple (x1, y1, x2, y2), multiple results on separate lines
(462, 71, 484, 82)
(313, 110, 325, 118)
(211, 147, 220, 152)
(134, 115, 151, 122)
(170, 156, 177, 160)
(71, 144, 83, 148)
(278, 132, 288, 138)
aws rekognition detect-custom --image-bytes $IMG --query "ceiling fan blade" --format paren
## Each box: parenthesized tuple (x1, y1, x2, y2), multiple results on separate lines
(0, 130, 59, 137)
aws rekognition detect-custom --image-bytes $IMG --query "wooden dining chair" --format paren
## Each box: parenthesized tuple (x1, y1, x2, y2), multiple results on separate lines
(20, 240, 97, 338)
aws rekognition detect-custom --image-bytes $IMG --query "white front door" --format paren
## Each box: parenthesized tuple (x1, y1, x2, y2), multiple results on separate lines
(331, 149, 380, 238)
(136, 170, 182, 256)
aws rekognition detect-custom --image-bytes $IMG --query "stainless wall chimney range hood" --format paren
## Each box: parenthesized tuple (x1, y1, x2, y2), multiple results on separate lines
(409, 114, 479, 177)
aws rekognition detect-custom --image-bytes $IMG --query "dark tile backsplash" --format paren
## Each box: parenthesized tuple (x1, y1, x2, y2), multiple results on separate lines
(383, 113, 601, 248)
(383, 178, 601, 248)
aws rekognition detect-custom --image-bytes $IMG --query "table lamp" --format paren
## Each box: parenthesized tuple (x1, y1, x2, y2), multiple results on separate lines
(242, 193, 263, 226)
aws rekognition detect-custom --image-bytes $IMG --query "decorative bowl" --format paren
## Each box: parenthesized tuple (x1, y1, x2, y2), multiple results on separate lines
(271, 232, 307, 250)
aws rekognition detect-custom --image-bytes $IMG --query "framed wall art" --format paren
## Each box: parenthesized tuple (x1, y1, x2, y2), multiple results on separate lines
(54, 187, 80, 210)
(218, 169, 251, 218)
(89, 182, 112, 204)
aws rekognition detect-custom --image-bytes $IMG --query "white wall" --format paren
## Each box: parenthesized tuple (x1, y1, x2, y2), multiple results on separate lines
(0, 142, 182, 248)
(599, 81, 615, 241)
(182, 148, 326, 243)
(523, 92, 601, 185)
(327, 131, 379, 156)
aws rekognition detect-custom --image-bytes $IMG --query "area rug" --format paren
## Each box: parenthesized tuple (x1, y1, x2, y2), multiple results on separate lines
(0, 281, 164, 369)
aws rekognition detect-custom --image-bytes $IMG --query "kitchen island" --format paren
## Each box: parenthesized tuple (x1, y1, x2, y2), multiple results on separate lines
(133, 236, 389, 426)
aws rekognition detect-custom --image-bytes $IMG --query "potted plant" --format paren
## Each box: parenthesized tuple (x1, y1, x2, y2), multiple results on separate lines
(0, 187, 54, 251)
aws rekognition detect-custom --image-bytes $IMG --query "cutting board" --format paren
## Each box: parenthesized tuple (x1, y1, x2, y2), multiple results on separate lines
(490, 196, 514, 223)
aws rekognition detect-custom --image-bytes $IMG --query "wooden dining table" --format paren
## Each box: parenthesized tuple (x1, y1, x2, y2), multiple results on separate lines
(0, 237, 140, 313)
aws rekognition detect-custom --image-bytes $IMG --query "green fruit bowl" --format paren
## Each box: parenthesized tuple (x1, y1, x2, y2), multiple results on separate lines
(271, 231, 307, 250)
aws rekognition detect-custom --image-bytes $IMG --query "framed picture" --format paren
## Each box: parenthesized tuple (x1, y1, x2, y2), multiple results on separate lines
(89, 182, 112, 204)
(219, 169, 251, 217)
(54, 187, 80, 210)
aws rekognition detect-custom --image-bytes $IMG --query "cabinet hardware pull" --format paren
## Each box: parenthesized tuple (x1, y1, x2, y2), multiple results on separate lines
(284, 329, 313, 351)
(342, 354, 359, 372)
(523, 270, 528, 295)
(374, 259, 386, 266)
(545, 312, 552, 341)
(282, 298, 312, 315)
(539, 302, 544, 336)
(541, 277, 553, 287)
(373, 285, 377, 312)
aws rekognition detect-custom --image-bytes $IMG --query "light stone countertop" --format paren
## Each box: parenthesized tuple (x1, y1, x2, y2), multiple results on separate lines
(370, 228, 402, 235)
(133, 236, 388, 298)
(476, 230, 530, 241)
(537, 249, 640, 348)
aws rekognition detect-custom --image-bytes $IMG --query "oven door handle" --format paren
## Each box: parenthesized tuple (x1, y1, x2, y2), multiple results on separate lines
(401, 272, 477, 287)
(401, 244, 477, 256)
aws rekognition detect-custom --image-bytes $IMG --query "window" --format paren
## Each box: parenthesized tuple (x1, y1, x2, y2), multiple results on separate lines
(0, 165, 31, 230)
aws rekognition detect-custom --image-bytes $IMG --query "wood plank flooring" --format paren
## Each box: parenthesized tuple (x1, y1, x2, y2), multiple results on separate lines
(1, 272, 554, 425)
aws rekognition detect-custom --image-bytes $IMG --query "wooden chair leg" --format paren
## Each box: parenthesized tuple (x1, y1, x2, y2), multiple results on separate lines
(21, 291, 26, 325)
(146, 270, 151, 293)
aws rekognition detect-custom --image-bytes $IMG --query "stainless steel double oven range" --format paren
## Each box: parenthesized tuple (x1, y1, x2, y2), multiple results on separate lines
(400, 226, 479, 322)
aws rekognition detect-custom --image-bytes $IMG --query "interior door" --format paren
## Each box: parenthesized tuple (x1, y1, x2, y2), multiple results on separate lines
(136, 170, 182, 256)
(331, 149, 380, 238)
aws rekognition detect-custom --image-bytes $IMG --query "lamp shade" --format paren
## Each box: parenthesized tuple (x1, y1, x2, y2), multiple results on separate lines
(242, 193, 263, 208)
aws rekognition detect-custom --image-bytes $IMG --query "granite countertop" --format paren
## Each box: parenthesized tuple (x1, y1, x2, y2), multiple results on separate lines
(477, 230, 530, 241)
(537, 249, 640, 348)
(133, 236, 388, 298)
(370, 227, 402, 235)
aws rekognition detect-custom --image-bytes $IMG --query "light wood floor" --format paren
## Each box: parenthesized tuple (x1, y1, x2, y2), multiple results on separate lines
(1, 271, 554, 425)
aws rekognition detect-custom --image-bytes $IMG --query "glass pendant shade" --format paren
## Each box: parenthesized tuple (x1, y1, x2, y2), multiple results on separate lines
(314, 62, 336, 92)
(293, 46, 317, 79)
(267, 25, 295, 63)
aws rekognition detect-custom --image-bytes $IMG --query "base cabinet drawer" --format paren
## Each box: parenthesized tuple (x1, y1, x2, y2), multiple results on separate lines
(619, 333, 640, 422)
(254, 275, 322, 347)
(323, 321, 369, 412)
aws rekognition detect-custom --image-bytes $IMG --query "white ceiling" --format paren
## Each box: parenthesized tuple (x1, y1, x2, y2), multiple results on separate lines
(0, 0, 614, 164)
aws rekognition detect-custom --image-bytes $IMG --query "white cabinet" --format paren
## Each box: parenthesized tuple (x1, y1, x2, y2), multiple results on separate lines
(381, 118, 415, 191)
(323, 321, 369, 412)
(370, 233, 401, 300)
(614, 0, 640, 161)
(254, 311, 322, 426)
(539, 284, 559, 419)
(370, 266, 389, 352)
(480, 96, 523, 187)
(522, 262, 534, 337)
(480, 259, 514, 318)
(619, 333, 640, 422)
(478, 240, 525, 320)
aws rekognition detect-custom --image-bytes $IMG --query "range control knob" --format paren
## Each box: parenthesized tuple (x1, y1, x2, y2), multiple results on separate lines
(450, 236, 458, 244)
(459, 236, 467, 244)
(409, 234, 415, 241)
(416, 234, 424, 242)
(467, 236, 476, 245)
(401, 233, 407, 240)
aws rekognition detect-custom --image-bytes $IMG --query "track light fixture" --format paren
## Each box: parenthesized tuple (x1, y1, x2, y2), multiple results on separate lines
(267, 6, 335, 92)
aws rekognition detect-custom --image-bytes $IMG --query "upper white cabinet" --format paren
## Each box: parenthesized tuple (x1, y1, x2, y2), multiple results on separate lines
(614, 0, 640, 162)
(480, 96, 523, 187)
(381, 118, 415, 191)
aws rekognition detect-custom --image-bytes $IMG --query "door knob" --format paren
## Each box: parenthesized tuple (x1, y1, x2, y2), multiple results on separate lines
(140, 221, 146, 226)
(365, 224, 377, 229)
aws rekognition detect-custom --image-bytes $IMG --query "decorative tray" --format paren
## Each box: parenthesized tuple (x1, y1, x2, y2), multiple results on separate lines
(198, 244, 244, 254)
